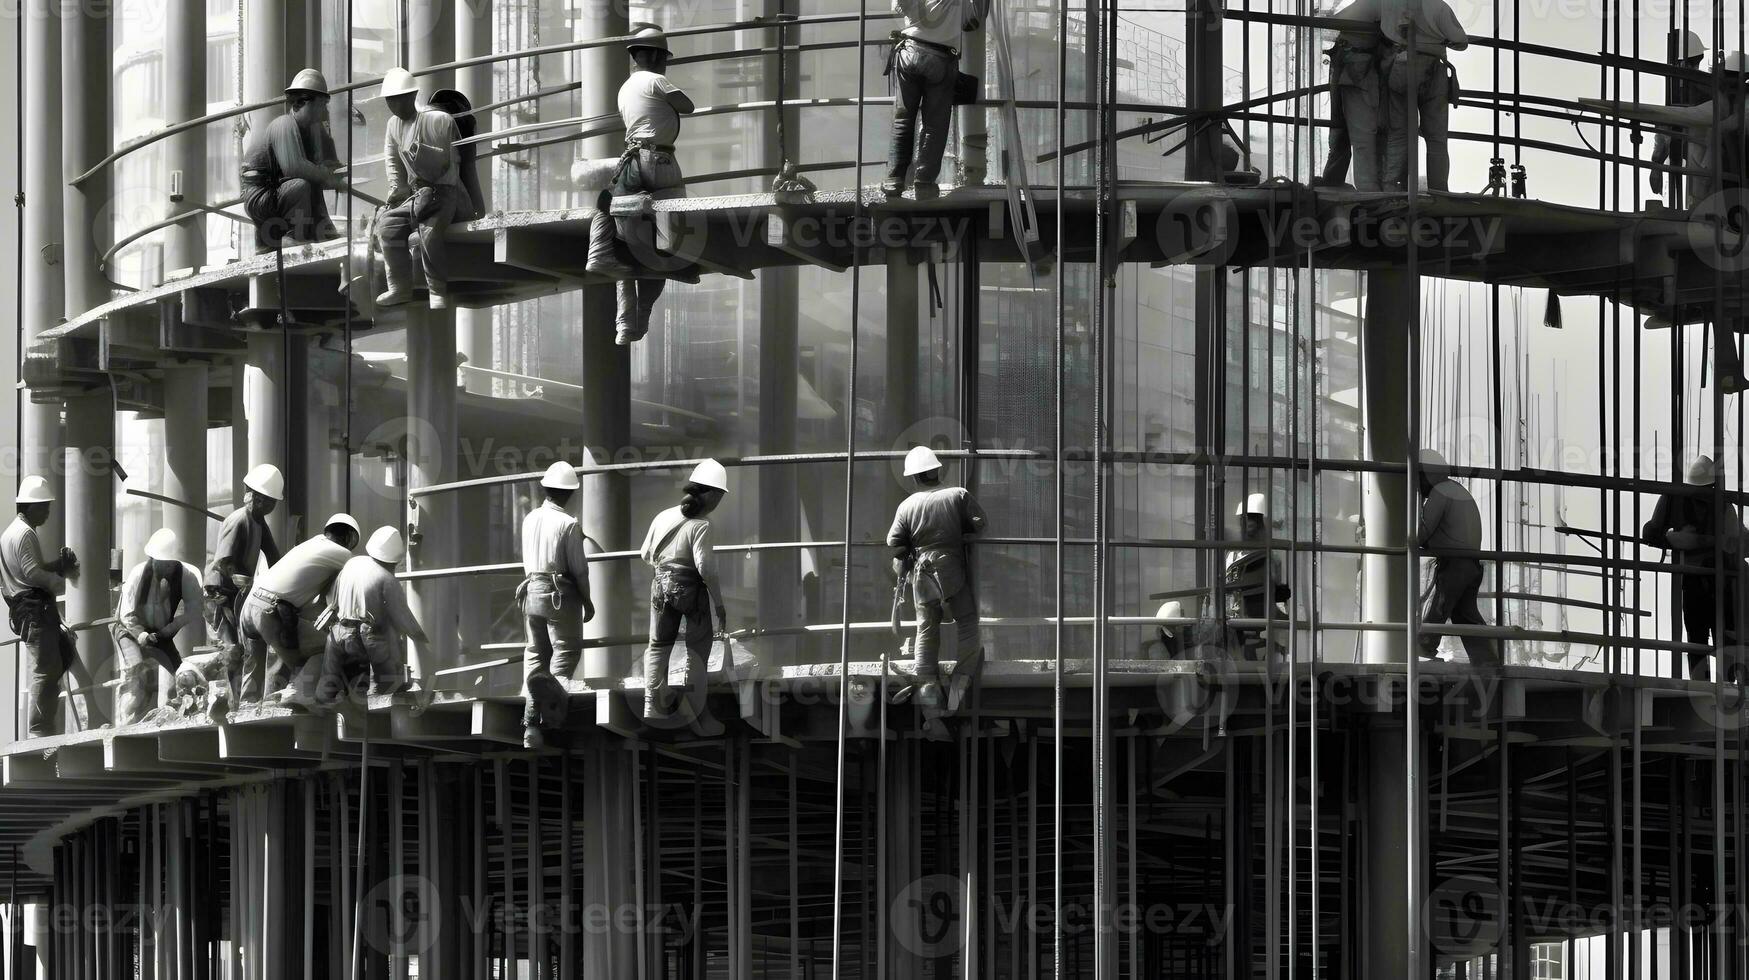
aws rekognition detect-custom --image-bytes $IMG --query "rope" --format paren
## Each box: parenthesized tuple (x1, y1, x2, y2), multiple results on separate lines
(1051, 0, 1067, 971)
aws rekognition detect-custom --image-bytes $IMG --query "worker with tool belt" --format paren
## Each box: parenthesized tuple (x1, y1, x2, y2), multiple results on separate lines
(1317, 0, 1387, 190)
(240, 68, 345, 253)
(240, 513, 360, 706)
(319, 527, 427, 707)
(112, 528, 204, 726)
(887, 446, 987, 717)
(375, 67, 478, 311)
(519, 462, 596, 748)
(1414, 451, 1497, 668)
(1378, 0, 1467, 192)
(884, 0, 987, 199)
(1641, 456, 1746, 681)
(3, 476, 106, 735)
(1225, 493, 1292, 663)
(205, 464, 285, 709)
(639, 460, 730, 735)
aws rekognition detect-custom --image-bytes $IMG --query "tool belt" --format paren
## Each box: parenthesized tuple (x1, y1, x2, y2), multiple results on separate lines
(250, 588, 304, 644)
(337, 617, 373, 629)
(910, 547, 967, 606)
(519, 572, 583, 612)
(1386, 45, 1461, 106)
(653, 562, 704, 612)
(4, 587, 59, 645)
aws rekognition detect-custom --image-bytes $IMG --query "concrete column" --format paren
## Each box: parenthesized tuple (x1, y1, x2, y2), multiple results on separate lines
(581, 735, 640, 975)
(165, 0, 207, 272)
(21, 0, 63, 544)
(1361, 270, 1412, 664)
(456, 0, 494, 397)
(244, 332, 291, 545)
(956, 30, 987, 185)
(404, 305, 459, 684)
(243, 0, 287, 135)
(1364, 719, 1415, 977)
(25, 902, 50, 979)
(161, 363, 209, 656)
(63, 391, 114, 689)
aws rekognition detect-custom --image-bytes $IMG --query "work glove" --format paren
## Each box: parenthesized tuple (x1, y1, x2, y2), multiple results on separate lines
(137, 631, 155, 646)
(1650, 170, 1663, 195)
(582, 598, 596, 624)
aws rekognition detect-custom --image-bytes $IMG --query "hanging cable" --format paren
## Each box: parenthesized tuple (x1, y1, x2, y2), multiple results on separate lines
(1051, 0, 1067, 972)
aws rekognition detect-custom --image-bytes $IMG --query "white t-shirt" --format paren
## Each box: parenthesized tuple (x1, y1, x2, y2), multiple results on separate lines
(619, 70, 684, 145)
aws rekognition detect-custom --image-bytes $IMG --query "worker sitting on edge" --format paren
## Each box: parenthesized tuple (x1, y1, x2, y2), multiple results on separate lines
(639, 460, 730, 736)
(205, 464, 284, 710)
(888, 446, 987, 724)
(1318, 0, 1386, 190)
(1226, 492, 1292, 663)
(319, 528, 427, 707)
(884, 0, 986, 199)
(240, 68, 345, 253)
(1379, 0, 1467, 192)
(1415, 450, 1497, 667)
(240, 513, 359, 708)
(375, 68, 478, 311)
(585, 24, 697, 346)
(519, 462, 596, 749)
(2, 476, 105, 735)
(112, 529, 204, 726)
(1641, 455, 1745, 681)
(1650, 31, 1708, 206)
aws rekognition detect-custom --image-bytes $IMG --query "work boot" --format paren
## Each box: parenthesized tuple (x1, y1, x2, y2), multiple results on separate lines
(644, 688, 676, 721)
(881, 178, 904, 197)
(377, 246, 413, 306)
(945, 647, 987, 713)
(587, 212, 637, 278)
(526, 670, 570, 730)
(376, 284, 412, 307)
(912, 182, 940, 201)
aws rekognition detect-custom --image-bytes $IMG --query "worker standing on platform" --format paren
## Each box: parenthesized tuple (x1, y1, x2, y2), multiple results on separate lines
(585, 25, 696, 346)
(240, 514, 360, 706)
(1415, 451, 1497, 667)
(883, 0, 986, 199)
(639, 460, 728, 735)
(1225, 493, 1292, 662)
(319, 528, 427, 706)
(375, 68, 478, 311)
(206, 464, 284, 709)
(1379, 0, 1467, 192)
(1641, 456, 1744, 680)
(1650, 32, 1708, 205)
(1318, 0, 1385, 190)
(887, 446, 987, 714)
(3, 477, 105, 735)
(519, 462, 596, 748)
(240, 68, 345, 253)
(112, 529, 203, 726)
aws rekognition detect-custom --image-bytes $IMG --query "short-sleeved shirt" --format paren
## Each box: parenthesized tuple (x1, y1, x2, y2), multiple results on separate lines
(896, 0, 967, 49)
(0, 517, 61, 597)
(619, 70, 684, 145)
(331, 556, 422, 639)
(251, 536, 353, 608)
(117, 561, 204, 636)
(385, 107, 462, 199)
(205, 507, 281, 590)
(641, 507, 714, 584)
(522, 501, 592, 589)
(240, 114, 334, 186)
(887, 487, 987, 555)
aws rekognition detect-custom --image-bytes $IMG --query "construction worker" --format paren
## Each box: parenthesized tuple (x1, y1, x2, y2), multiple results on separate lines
(887, 446, 987, 713)
(639, 460, 729, 735)
(205, 464, 284, 708)
(2, 476, 105, 735)
(240, 68, 345, 253)
(239, 513, 359, 706)
(375, 67, 478, 311)
(1379, 0, 1467, 192)
(319, 528, 427, 706)
(1225, 493, 1292, 661)
(1415, 451, 1497, 667)
(112, 529, 204, 726)
(1650, 31, 1708, 205)
(585, 24, 696, 346)
(1641, 456, 1745, 680)
(519, 462, 596, 749)
(884, 0, 987, 199)
(1318, 0, 1386, 190)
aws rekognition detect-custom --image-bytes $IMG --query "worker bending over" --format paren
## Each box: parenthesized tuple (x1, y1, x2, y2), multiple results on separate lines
(112, 529, 203, 726)
(3, 477, 105, 735)
(639, 460, 729, 735)
(1318, 0, 1385, 189)
(885, 0, 986, 199)
(1225, 493, 1292, 662)
(888, 446, 987, 717)
(1379, 0, 1466, 191)
(375, 68, 477, 311)
(240, 514, 359, 706)
(1415, 451, 1497, 667)
(519, 462, 596, 749)
(241, 69, 345, 253)
(586, 25, 696, 346)
(319, 528, 426, 706)
(205, 465, 284, 709)
(1641, 456, 1745, 680)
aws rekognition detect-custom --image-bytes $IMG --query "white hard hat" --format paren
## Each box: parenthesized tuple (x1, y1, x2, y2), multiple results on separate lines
(15, 476, 54, 504)
(324, 513, 361, 538)
(688, 459, 729, 493)
(540, 461, 580, 491)
(381, 67, 420, 99)
(1687, 455, 1719, 486)
(1235, 492, 1268, 518)
(626, 23, 671, 54)
(903, 445, 943, 476)
(285, 67, 331, 96)
(1418, 448, 1449, 478)
(1155, 600, 1184, 620)
(243, 464, 285, 499)
(366, 526, 406, 563)
(143, 528, 179, 562)
(1677, 29, 1706, 61)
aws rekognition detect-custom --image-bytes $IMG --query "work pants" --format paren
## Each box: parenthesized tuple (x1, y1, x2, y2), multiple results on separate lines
(244, 178, 337, 252)
(644, 587, 713, 714)
(319, 623, 402, 706)
(205, 585, 265, 705)
(1677, 571, 1739, 680)
(113, 631, 179, 726)
(1322, 47, 1382, 190)
(240, 592, 325, 699)
(887, 40, 957, 188)
(523, 577, 584, 728)
(18, 604, 105, 736)
(589, 149, 687, 337)
(1420, 557, 1497, 668)
(1384, 53, 1452, 192)
(377, 184, 469, 300)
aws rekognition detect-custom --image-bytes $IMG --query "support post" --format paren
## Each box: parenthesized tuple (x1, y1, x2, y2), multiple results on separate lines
(243, 332, 291, 544)
(1361, 270, 1413, 663)
(21, 0, 63, 544)
(165, 0, 206, 273)
(456, 0, 494, 397)
(162, 363, 210, 656)
(957, 28, 987, 185)
(1364, 717, 1415, 977)
(581, 735, 640, 974)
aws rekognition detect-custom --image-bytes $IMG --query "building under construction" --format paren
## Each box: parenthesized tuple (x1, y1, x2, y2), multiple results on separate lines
(0, 0, 1747, 977)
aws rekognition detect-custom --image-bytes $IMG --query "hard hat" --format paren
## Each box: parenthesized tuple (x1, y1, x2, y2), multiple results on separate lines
(1417, 448, 1450, 479)
(381, 67, 420, 99)
(243, 464, 285, 499)
(903, 445, 943, 476)
(366, 526, 406, 563)
(689, 459, 729, 493)
(626, 23, 671, 54)
(1677, 30, 1706, 61)
(15, 476, 54, 504)
(1235, 492, 1268, 518)
(285, 67, 331, 96)
(540, 461, 580, 491)
(143, 528, 179, 562)
(1722, 51, 1749, 74)
(1687, 455, 1719, 486)
(324, 513, 361, 538)
(1155, 600, 1184, 620)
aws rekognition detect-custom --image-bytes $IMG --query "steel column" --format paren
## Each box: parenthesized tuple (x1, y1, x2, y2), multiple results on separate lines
(165, 0, 207, 272)
(1363, 718, 1412, 976)
(243, 332, 290, 545)
(162, 363, 210, 657)
(454, 0, 494, 396)
(404, 302, 459, 683)
(1360, 271, 1414, 664)
(21, 0, 63, 543)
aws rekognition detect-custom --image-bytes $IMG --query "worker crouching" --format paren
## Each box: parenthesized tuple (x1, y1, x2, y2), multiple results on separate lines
(204, 464, 284, 710)
(318, 528, 427, 707)
(519, 462, 596, 749)
(375, 68, 479, 311)
(639, 460, 729, 736)
(241, 68, 345, 253)
(3, 476, 106, 735)
(240, 513, 359, 708)
(887, 446, 987, 723)
(112, 529, 204, 726)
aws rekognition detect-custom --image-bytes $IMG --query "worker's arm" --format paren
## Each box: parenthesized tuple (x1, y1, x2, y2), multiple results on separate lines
(384, 127, 411, 207)
(115, 563, 146, 638)
(692, 523, 726, 623)
(661, 77, 695, 116)
(382, 580, 429, 645)
(562, 524, 596, 623)
(959, 490, 988, 536)
(270, 117, 341, 188)
(160, 568, 205, 638)
(14, 529, 65, 592)
(260, 525, 282, 568)
(887, 512, 911, 576)
(1435, 2, 1468, 49)
(1640, 495, 1673, 548)
(1415, 489, 1447, 548)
